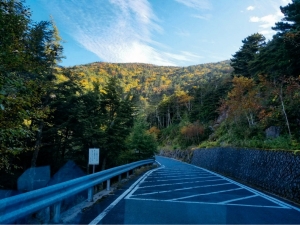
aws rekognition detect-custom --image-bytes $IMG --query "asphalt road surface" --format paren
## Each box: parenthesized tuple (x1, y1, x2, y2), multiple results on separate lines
(74, 156, 300, 224)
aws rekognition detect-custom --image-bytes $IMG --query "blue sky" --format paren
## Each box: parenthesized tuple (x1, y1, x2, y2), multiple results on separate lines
(26, 0, 291, 67)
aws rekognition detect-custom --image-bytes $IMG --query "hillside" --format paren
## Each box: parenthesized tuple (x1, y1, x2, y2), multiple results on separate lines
(56, 60, 233, 103)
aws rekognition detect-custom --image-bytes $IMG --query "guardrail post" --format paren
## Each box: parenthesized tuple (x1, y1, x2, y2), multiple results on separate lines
(53, 202, 61, 223)
(118, 174, 121, 182)
(106, 179, 110, 191)
(88, 187, 93, 202)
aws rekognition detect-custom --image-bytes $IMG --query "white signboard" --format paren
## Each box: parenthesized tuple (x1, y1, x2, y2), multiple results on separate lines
(89, 148, 99, 165)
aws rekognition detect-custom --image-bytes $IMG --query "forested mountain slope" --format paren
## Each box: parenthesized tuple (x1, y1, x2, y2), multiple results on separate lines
(56, 61, 232, 103)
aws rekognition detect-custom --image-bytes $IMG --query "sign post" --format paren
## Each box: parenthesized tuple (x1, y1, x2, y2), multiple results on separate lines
(89, 148, 99, 174)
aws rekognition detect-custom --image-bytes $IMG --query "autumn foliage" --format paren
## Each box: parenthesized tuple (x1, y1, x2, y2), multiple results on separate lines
(221, 76, 261, 126)
(180, 121, 204, 143)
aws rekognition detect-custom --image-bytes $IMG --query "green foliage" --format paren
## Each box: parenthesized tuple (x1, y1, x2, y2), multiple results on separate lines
(0, 0, 63, 172)
(41, 76, 135, 171)
(230, 33, 266, 78)
(215, 0, 300, 151)
(198, 141, 219, 148)
(56, 61, 232, 104)
(125, 118, 158, 162)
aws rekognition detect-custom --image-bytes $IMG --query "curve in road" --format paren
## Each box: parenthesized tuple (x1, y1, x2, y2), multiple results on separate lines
(83, 156, 300, 224)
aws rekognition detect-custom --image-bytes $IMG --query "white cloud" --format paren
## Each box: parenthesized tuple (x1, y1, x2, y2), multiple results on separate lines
(247, 6, 255, 11)
(192, 14, 212, 20)
(250, 11, 282, 29)
(175, 29, 190, 37)
(41, 0, 198, 66)
(174, 0, 211, 10)
(248, 0, 292, 39)
(281, 0, 291, 5)
(259, 30, 276, 36)
(250, 16, 260, 22)
(249, 12, 281, 38)
(164, 51, 203, 62)
(181, 51, 203, 59)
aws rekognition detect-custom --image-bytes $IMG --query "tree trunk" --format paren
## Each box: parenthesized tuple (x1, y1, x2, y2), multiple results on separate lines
(61, 127, 69, 161)
(176, 99, 181, 120)
(167, 107, 171, 127)
(101, 157, 107, 171)
(31, 121, 44, 167)
(155, 108, 162, 128)
(280, 84, 292, 138)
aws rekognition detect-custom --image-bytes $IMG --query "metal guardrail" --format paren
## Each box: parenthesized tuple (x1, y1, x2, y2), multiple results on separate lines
(0, 159, 155, 224)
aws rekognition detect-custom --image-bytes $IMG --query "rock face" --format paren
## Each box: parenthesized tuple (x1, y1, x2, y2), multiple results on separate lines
(191, 147, 300, 204)
(212, 110, 228, 130)
(265, 126, 280, 138)
(159, 149, 193, 163)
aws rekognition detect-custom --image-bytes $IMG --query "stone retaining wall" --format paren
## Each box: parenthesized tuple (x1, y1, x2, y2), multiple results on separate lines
(191, 147, 300, 204)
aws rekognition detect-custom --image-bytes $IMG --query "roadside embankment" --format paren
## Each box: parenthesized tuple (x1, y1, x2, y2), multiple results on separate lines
(160, 147, 300, 204)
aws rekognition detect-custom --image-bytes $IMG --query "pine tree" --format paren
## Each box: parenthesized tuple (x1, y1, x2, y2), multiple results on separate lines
(230, 33, 266, 78)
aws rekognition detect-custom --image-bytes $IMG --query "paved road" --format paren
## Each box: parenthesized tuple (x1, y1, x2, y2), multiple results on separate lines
(76, 156, 300, 224)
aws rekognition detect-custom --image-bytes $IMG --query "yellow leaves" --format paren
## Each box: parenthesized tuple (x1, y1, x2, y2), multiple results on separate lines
(228, 76, 255, 99)
(100, 89, 107, 94)
(223, 76, 261, 123)
(164, 79, 172, 86)
(175, 90, 193, 104)
(180, 122, 204, 141)
(100, 124, 107, 131)
(148, 126, 160, 138)
(23, 119, 31, 127)
(54, 74, 69, 83)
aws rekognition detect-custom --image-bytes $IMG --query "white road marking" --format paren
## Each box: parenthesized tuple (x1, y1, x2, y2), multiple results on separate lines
(148, 174, 214, 178)
(150, 173, 210, 177)
(155, 160, 162, 166)
(125, 166, 166, 200)
(219, 195, 257, 204)
(127, 197, 288, 209)
(131, 183, 232, 196)
(125, 157, 298, 212)
(159, 157, 292, 210)
(151, 171, 209, 176)
(190, 165, 294, 210)
(139, 179, 224, 189)
(88, 166, 164, 225)
(160, 157, 297, 211)
(143, 176, 217, 182)
(169, 188, 243, 201)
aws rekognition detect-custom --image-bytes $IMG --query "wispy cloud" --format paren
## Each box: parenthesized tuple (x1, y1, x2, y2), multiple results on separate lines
(41, 0, 199, 66)
(181, 51, 203, 59)
(192, 14, 212, 20)
(164, 51, 203, 62)
(247, 6, 255, 11)
(174, 0, 211, 10)
(175, 29, 191, 37)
